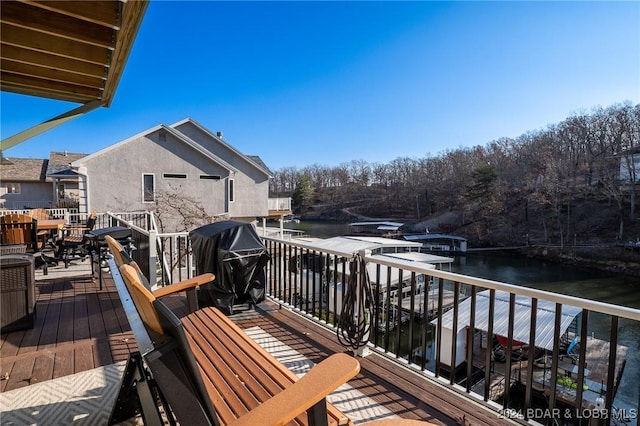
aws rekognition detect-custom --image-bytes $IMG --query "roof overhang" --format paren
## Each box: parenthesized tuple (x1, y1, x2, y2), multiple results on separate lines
(1, 0, 149, 150)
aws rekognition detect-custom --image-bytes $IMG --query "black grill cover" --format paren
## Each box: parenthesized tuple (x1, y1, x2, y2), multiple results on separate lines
(189, 221, 270, 315)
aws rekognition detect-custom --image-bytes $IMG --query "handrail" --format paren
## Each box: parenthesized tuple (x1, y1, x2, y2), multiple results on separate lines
(365, 251, 640, 321)
(261, 234, 639, 321)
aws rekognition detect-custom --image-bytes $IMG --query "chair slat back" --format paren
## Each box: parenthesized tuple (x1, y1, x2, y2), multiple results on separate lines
(105, 235, 126, 267)
(28, 208, 50, 221)
(86, 210, 97, 231)
(119, 264, 164, 335)
(65, 210, 97, 238)
(0, 214, 38, 250)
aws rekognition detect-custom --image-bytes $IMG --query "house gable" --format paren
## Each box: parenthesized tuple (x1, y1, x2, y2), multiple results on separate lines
(170, 118, 272, 182)
(71, 123, 237, 174)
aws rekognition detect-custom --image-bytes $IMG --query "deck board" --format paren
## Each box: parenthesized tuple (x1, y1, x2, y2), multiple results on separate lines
(0, 268, 129, 391)
(232, 305, 518, 426)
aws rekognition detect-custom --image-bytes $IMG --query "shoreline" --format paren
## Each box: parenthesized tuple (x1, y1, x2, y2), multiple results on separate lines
(519, 245, 640, 278)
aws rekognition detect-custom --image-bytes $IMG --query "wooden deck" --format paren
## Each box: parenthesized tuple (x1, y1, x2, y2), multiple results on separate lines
(0, 265, 519, 426)
(0, 268, 137, 392)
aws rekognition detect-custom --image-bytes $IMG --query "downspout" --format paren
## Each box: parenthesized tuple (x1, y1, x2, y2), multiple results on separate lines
(52, 177, 58, 207)
(76, 166, 89, 215)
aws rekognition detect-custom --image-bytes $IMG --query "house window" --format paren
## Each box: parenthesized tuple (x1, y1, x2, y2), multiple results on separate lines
(143, 173, 155, 203)
(163, 173, 187, 179)
(229, 178, 235, 203)
(5, 183, 20, 194)
(200, 175, 221, 180)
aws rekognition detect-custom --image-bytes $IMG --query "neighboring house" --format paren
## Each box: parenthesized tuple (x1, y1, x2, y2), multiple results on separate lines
(68, 118, 273, 230)
(0, 157, 49, 209)
(0, 151, 87, 209)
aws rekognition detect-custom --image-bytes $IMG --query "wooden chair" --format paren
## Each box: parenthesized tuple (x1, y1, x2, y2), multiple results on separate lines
(0, 214, 52, 274)
(1, 214, 37, 250)
(0, 214, 37, 249)
(104, 234, 213, 312)
(27, 208, 51, 245)
(113, 262, 360, 426)
(56, 210, 97, 267)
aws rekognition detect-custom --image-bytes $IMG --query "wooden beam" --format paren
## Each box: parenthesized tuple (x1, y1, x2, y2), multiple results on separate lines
(1, 1, 115, 49)
(0, 44, 107, 78)
(1, 23, 111, 65)
(22, 0, 122, 29)
(0, 71, 102, 101)
(102, 0, 149, 106)
(1, 59, 105, 89)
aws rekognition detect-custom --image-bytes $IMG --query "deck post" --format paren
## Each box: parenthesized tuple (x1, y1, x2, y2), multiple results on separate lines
(148, 229, 158, 286)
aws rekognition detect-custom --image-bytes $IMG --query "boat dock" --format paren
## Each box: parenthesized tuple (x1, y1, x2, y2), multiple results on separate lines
(470, 331, 628, 412)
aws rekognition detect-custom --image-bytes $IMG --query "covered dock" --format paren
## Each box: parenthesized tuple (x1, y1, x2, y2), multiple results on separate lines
(432, 290, 628, 412)
(403, 233, 468, 253)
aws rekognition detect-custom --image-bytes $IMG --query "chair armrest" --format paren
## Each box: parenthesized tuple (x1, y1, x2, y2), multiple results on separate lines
(152, 273, 215, 298)
(63, 226, 90, 232)
(229, 353, 360, 426)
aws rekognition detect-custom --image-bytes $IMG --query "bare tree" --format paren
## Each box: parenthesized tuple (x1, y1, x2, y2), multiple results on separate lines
(152, 185, 224, 233)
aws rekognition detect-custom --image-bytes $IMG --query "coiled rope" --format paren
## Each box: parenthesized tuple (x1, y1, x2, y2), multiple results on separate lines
(336, 253, 375, 351)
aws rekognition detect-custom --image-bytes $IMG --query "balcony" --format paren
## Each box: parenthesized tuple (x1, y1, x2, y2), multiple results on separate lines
(1, 210, 638, 425)
(268, 197, 293, 218)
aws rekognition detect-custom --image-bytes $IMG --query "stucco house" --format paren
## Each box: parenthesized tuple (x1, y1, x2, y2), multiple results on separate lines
(2, 119, 280, 231)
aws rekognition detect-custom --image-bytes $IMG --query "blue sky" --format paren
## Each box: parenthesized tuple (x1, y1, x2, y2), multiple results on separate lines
(2, 1, 639, 170)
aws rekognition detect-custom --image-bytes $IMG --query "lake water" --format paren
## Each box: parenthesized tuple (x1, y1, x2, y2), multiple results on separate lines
(286, 221, 640, 414)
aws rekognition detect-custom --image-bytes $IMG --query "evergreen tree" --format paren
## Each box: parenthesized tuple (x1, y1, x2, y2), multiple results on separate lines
(292, 174, 314, 212)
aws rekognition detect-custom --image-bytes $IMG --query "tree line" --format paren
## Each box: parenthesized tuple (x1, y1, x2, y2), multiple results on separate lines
(270, 102, 640, 246)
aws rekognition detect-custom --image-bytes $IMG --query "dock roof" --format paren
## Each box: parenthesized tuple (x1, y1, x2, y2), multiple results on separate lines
(434, 290, 582, 350)
(301, 236, 421, 257)
(403, 233, 468, 242)
(379, 252, 454, 265)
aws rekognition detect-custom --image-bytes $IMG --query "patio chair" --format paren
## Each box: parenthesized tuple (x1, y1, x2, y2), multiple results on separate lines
(104, 234, 213, 312)
(0, 214, 53, 274)
(27, 208, 51, 247)
(1, 214, 37, 250)
(56, 210, 97, 267)
(114, 262, 360, 426)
